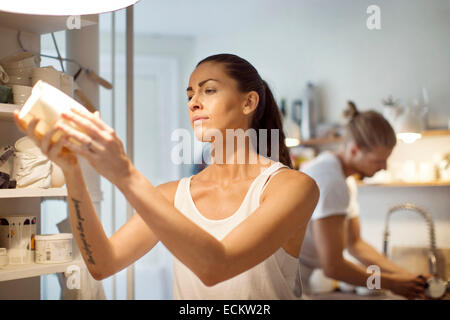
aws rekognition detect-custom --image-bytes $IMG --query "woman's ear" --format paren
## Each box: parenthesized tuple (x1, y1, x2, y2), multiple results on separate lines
(242, 91, 259, 115)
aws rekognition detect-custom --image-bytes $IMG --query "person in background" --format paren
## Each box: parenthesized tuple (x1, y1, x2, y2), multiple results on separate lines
(299, 101, 430, 299)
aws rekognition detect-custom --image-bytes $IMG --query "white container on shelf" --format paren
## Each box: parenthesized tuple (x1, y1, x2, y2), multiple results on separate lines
(35, 233, 73, 264)
(12, 84, 32, 105)
(0, 215, 37, 264)
(0, 247, 8, 266)
(0, 52, 39, 69)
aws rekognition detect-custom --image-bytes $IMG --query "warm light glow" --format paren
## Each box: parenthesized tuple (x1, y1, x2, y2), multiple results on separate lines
(285, 138, 300, 147)
(0, 1, 140, 15)
(397, 132, 422, 144)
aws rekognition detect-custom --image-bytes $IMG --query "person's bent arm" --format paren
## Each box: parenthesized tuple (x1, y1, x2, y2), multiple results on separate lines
(313, 215, 427, 299)
(346, 216, 416, 275)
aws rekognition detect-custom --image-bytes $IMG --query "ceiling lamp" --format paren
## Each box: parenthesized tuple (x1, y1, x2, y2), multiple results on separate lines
(0, 0, 140, 15)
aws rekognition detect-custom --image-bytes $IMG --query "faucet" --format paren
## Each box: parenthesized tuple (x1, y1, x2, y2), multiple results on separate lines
(383, 203, 439, 277)
(383, 203, 449, 298)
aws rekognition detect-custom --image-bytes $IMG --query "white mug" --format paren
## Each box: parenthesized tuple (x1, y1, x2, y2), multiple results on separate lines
(12, 84, 32, 106)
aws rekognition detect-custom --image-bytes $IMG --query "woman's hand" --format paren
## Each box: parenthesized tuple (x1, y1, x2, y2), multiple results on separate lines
(56, 107, 133, 186)
(13, 111, 79, 173)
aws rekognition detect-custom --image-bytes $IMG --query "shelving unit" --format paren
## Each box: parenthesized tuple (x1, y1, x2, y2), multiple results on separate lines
(0, 259, 81, 282)
(0, 187, 67, 199)
(288, 136, 343, 148)
(422, 129, 450, 137)
(298, 136, 343, 146)
(0, 189, 69, 285)
(288, 129, 450, 149)
(0, 10, 101, 300)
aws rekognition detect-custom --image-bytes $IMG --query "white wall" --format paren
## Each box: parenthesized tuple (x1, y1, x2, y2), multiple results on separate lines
(190, 0, 450, 128)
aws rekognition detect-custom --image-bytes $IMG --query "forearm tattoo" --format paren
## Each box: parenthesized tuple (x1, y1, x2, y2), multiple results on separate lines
(71, 197, 96, 265)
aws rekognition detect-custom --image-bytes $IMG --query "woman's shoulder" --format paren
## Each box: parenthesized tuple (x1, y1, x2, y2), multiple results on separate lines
(261, 166, 319, 203)
(156, 179, 183, 205)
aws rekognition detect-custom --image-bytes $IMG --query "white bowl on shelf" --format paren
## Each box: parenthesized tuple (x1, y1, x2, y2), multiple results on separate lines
(8, 74, 31, 86)
(0, 52, 39, 69)
(4, 66, 34, 78)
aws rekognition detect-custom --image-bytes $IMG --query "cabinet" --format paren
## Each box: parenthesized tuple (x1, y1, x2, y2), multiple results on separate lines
(0, 13, 100, 300)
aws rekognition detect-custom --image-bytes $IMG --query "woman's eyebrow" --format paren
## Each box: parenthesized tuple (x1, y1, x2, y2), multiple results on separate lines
(186, 78, 220, 91)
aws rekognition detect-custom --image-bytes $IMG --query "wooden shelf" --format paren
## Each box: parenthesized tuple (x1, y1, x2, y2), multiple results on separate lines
(0, 259, 81, 282)
(358, 181, 450, 187)
(0, 187, 67, 199)
(290, 136, 343, 148)
(0, 11, 97, 34)
(288, 130, 450, 149)
(0, 103, 20, 120)
(422, 129, 450, 137)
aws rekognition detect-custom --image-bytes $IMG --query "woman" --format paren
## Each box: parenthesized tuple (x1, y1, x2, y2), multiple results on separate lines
(15, 54, 319, 299)
(298, 101, 429, 299)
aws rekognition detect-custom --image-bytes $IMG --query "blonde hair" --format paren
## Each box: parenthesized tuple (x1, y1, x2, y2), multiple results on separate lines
(343, 101, 396, 150)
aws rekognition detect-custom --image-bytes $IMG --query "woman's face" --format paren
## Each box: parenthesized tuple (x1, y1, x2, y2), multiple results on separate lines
(187, 62, 250, 142)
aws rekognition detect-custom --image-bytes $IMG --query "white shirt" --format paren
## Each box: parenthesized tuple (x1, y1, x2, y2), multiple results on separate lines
(172, 162, 303, 300)
(298, 152, 359, 269)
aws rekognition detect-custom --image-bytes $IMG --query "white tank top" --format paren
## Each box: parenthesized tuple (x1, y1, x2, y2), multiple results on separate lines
(173, 161, 303, 300)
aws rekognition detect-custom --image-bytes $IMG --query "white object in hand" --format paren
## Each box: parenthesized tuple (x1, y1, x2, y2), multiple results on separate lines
(18, 80, 89, 144)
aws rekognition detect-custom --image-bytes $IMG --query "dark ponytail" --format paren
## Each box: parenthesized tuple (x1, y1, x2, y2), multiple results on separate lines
(197, 54, 293, 168)
(253, 80, 292, 169)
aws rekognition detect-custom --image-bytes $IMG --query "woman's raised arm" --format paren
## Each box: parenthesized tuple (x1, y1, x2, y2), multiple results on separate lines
(13, 112, 163, 280)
